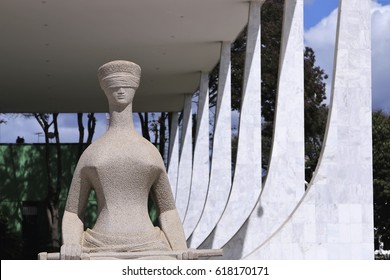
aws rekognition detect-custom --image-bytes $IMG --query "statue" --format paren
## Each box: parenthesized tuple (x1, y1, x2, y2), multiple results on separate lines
(36, 60, 222, 260)
(60, 60, 187, 259)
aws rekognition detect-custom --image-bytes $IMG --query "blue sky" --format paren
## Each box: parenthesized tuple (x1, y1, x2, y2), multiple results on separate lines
(304, 0, 390, 111)
(1, 0, 389, 144)
(305, 0, 390, 29)
(304, 0, 340, 29)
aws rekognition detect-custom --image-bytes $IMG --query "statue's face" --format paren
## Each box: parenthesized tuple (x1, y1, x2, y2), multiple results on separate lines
(104, 86, 136, 107)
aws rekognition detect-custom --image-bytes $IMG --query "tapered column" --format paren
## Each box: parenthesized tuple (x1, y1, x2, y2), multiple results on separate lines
(222, 0, 304, 259)
(183, 72, 210, 238)
(199, 0, 264, 249)
(246, 0, 373, 259)
(188, 42, 232, 247)
(175, 95, 193, 221)
(167, 112, 179, 196)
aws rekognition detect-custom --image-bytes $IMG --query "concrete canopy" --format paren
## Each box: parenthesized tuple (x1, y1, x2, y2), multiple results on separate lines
(0, 0, 249, 113)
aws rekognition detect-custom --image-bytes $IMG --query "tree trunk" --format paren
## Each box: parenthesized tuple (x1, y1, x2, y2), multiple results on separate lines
(86, 113, 96, 146)
(77, 113, 84, 158)
(138, 112, 151, 141)
(41, 118, 56, 250)
(53, 114, 62, 195)
(159, 112, 166, 159)
(52, 113, 62, 250)
(46, 199, 60, 251)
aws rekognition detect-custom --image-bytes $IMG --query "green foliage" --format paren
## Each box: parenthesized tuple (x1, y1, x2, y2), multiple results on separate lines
(209, 0, 328, 175)
(0, 206, 23, 259)
(208, 0, 284, 168)
(372, 110, 390, 249)
(303, 47, 328, 175)
(260, 0, 285, 168)
(0, 144, 79, 203)
(0, 145, 48, 204)
(148, 195, 159, 226)
(0, 144, 97, 258)
(260, 0, 284, 123)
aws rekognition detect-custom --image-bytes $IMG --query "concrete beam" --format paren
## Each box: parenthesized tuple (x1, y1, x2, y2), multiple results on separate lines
(183, 72, 210, 238)
(246, 0, 373, 259)
(199, 1, 264, 249)
(188, 42, 232, 248)
(175, 95, 193, 220)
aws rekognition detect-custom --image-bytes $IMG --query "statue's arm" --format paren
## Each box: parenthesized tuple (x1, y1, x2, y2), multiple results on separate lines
(152, 171, 187, 250)
(61, 161, 91, 258)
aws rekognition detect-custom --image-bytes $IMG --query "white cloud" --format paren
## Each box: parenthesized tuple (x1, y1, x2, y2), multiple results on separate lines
(0, 113, 105, 143)
(57, 113, 107, 143)
(371, 2, 390, 111)
(304, 8, 338, 77)
(2, 2, 388, 143)
(0, 111, 144, 143)
(304, 1, 390, 111)
(0, 114, 42, 143)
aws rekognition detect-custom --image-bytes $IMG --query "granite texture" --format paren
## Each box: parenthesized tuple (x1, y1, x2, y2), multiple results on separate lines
(59, 0, 375, 260)
(61, 60, 187, 259)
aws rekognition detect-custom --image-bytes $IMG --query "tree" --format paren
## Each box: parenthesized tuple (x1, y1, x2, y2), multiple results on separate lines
(138, 112, 170, 225)
(138, 112, 169, 161)
(77, 113, 96, 158)
(138, 112, 151, 142)
(23, 112, 97, 253)
(0, 207, 23, 259)
(30, 113, 62, 251)
(209, 0, 328, 176)
(303, 47, 328, 177)
(0, 116, 7, 142)
(372, 110, 390, 249)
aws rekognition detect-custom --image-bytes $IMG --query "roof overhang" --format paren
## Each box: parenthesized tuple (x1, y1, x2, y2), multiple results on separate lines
(0, 0, 250, 113)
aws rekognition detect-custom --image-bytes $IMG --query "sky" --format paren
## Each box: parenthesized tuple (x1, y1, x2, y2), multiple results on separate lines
(1, 0, 389, 144)
(304, 0, 390, 111)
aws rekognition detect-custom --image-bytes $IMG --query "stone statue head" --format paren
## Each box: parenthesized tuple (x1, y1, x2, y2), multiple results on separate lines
(98, 60, 141, 108)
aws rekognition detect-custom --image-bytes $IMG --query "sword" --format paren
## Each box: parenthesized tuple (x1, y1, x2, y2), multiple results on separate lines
(38, 249, 223, 260)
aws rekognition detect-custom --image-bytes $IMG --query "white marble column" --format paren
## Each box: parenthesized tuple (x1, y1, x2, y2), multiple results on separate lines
(199, 0, 264, 249)
(222, 0, 304, 259)
(167, 112, 179, 196)
(188, 42, 232, 247)
(246, 0, 373, 259)
(175, 95, 193, 221)
(183, 72, 210, 238)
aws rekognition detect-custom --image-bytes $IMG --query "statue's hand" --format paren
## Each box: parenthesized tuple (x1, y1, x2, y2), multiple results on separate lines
(60, 244, 82, 260)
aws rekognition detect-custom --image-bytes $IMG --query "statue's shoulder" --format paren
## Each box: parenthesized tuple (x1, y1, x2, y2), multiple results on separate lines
(76, 139, 105, 166)
(138, 135, 156, 147)
(135, 134, 166, 167)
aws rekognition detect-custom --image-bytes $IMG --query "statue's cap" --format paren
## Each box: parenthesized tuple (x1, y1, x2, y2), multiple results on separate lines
(98, 60, 141, 90)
